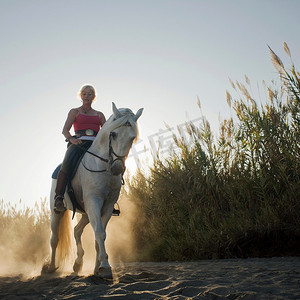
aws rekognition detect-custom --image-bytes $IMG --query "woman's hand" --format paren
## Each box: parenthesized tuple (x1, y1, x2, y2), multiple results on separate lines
(69, 137, 82, 145)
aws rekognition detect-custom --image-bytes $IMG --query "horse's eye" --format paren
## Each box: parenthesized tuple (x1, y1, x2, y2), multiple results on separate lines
(111, 132, 117, 139)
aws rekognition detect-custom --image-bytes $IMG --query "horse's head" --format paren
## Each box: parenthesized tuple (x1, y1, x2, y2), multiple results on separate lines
(106, 102, 143, 176)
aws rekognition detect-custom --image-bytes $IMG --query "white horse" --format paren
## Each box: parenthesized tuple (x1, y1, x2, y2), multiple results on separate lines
(44, 103, 143, 278)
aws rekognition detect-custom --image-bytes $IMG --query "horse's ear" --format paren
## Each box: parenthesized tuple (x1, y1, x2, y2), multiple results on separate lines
(134, 108, 144, 121)
(112, 102, 122, 119)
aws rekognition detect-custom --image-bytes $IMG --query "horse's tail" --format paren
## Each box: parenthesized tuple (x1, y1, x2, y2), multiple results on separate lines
(56, 210, 73, 265)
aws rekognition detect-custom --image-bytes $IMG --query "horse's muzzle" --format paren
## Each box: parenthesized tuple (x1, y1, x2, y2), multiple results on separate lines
(110, 160, 125, 176)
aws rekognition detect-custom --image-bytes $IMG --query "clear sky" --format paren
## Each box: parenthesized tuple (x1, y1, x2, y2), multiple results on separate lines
(1, 0, 299, 208)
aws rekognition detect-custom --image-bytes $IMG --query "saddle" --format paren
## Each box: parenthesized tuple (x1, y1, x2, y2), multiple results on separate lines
(52, 154, 120, 219)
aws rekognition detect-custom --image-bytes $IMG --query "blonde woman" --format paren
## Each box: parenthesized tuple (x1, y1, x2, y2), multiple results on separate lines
(54, 85, 106, 213)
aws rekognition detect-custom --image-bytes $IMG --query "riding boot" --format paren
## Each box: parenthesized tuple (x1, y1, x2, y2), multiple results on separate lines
(54, 170, 68, 213)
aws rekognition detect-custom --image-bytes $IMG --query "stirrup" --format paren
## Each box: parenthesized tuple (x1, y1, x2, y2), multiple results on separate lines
(54, 196, 66, 213)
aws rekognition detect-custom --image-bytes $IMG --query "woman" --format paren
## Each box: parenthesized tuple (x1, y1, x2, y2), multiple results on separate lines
(54, 84, 106, 213)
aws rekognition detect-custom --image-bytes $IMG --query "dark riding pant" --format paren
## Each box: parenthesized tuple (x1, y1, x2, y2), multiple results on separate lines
(60, 140, 93, 179)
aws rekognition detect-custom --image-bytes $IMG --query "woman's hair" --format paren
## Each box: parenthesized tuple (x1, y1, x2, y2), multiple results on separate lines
(78, 84, 96, 99)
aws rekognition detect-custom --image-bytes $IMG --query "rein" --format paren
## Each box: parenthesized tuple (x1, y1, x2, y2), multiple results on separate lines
(83, 148, 108, 163)
(74, 144, 108, 173)
(79, 130, 128, 184)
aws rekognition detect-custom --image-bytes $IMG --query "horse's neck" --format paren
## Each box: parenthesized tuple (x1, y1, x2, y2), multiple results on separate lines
(89, 131, 109, 156)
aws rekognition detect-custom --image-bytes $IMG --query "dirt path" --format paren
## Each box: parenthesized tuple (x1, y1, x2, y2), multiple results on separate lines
(0, 257, 299, 299)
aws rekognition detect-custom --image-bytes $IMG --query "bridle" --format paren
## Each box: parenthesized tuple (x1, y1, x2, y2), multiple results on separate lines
(108, 132, 127, 171)
(80, 122, 133, 181)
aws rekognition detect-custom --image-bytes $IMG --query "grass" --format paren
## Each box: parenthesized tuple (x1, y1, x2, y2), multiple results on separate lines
(127, 43, 300, 261)
(0, 198, 51, 272)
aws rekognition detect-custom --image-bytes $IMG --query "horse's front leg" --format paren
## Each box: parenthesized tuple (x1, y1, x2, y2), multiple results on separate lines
(93, 202, 115, 276)
(73, 213, 89, 274)
(87, 198, 112, 278)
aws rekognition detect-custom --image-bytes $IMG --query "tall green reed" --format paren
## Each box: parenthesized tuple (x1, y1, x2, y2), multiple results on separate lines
(128, 43, 300, 261)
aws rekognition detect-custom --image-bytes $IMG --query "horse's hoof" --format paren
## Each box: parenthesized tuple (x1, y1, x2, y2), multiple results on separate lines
(73, 261, 82, 274)
(41, 263, 58, 275)
(96, 267, 113, 280)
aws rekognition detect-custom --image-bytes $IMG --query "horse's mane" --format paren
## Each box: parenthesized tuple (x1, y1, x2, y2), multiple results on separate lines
(96, 108, 139, 143)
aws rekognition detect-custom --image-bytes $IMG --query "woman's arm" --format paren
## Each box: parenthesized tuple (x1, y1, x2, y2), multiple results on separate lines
(62, 109, 81, 144)
(98, 111, 106, 127)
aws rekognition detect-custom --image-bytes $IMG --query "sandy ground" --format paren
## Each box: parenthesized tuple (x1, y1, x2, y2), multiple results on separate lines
(0, 257, 299, 299)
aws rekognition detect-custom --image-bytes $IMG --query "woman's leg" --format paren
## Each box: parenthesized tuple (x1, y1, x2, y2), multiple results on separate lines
(54, 170, 68, 213)
(54, 140, 93, 213)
